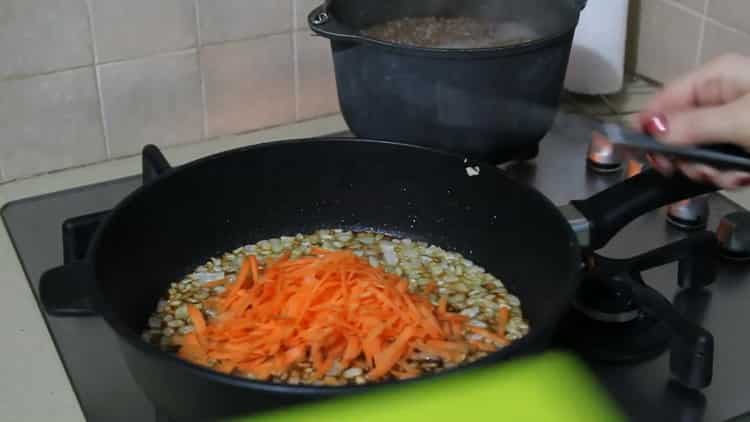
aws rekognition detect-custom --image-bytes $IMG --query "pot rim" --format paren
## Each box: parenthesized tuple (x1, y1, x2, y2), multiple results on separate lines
(308, 5, 580, 59)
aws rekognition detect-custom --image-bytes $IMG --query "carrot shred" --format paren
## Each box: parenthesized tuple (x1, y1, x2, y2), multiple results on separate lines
(470, 340, 497, 352)
(423, 281, 437, 295)
(496, 307, 510, 336)
(187, 304, 206, 335)
(177, 249, 498, 381)
(467, 325, 510, 346)
(437, 296, 448, 314)
(203, 278, 227, 288)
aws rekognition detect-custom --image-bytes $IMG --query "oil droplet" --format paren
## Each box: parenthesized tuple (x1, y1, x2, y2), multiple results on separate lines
(401, 186, 408, 193)
(447, 188, 455, 196)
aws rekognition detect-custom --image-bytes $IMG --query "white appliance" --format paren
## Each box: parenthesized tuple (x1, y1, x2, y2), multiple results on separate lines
(564, 0, 630, 95)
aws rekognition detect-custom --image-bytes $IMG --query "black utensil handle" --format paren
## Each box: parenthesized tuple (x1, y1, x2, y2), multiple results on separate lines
(629, 282, 714, 389)
(697, 143, 750, 171)
(629, 141, 750, 172)
(142, 144, 173, 184)
(571, 169, 717, 250)
(39, 261, 97, 316)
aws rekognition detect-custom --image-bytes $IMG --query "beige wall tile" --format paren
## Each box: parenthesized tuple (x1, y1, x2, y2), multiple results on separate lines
(700, 20, 750, 63)
(295, 32, 339, 121)
(632, 0, 703, 82)
(91, 0, 197, 62)
(198, 0, 291, 45)
(0, 0, 93, 79)
(707, 0, 750, 35)
(202, 34, 295, 138)
(99, 51, 203, 158)
(0, 68, 106, 179)
(295, 0, 322, 30)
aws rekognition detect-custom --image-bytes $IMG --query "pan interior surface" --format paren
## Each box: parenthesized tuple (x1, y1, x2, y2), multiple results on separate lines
(94, 140, 579, 358)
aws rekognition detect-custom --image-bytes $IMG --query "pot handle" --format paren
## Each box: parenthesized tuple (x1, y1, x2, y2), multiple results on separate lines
(39, 261, 97, 316)
(570, 169, 717, 250)
(142, 144, 173, 184)
(308, 4, 362, 41)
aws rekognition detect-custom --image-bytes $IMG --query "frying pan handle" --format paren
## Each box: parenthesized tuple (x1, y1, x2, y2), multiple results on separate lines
(142, 144, 173, 184)
(39, 261, 96, 316)
(570, 169, 718, 250)
(629, 281, 714, 389)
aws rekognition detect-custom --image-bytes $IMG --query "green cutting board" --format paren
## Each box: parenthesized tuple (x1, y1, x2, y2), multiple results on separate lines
(231, 352, 626, 422)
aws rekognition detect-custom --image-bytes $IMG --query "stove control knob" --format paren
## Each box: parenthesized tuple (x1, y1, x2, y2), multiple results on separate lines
(667, 196, 709, 230)
(717, 211, 750, 261)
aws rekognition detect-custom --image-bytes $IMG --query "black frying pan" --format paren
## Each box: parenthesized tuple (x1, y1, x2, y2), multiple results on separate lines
(39, 140, 715, 421)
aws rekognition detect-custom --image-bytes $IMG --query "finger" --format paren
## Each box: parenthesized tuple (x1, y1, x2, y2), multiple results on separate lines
(652, 97, 750, 146)
(675, 162, 718, 184)
(646, 153, 675, 176)
(673, 163, 750, 190)
(643, 54, 750, 114)
(711, 170, 750, 190)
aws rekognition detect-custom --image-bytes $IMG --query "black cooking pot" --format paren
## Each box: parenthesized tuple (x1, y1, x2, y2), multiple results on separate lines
(310, 0, 586, 164)
(40, 141, 714, 421)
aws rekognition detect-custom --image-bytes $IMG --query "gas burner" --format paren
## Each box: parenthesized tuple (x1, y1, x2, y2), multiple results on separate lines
(587, 134, 624, 173)
(667, 196, 710, 230)
(558, 231, 719, 389)
(626, 158, 648, 178)
(717, 211, 750, 261)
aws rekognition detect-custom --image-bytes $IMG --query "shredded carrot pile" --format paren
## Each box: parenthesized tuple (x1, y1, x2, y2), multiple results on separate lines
(176, 248, 508, 382)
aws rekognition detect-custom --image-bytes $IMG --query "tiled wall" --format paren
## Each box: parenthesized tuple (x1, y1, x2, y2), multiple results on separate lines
(0, 0, 338, 182)
(628, 0, 750, 83)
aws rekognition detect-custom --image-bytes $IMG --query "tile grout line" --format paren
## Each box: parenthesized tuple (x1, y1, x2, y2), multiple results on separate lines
(292, 0, 301, 121)
(0, 114, 345, 186)
(0, 32, 296, 85)
(662, 0, 750, 37)
(97, 47, 199, 68)
(694, 15, 707, 67)
(84, 0, 111, 158)
(692, 0, 711, 67)
(193, 0, 208, 140)
(661, 0, 704, 18)
(197, 29, 297, 49)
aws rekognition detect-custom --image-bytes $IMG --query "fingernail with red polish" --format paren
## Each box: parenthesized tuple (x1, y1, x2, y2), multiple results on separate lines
(644, 113, 669, 135)
(738, 176, 750, 187)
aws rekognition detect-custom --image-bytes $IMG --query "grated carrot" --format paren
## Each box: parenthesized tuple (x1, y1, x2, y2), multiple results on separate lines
(177, 249, 489, 381)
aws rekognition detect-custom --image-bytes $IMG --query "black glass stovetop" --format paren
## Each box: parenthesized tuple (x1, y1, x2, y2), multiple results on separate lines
(4, 126, 750, 422)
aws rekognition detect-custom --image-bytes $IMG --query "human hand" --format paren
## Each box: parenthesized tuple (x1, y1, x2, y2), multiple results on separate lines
(634, 54, 750, 189)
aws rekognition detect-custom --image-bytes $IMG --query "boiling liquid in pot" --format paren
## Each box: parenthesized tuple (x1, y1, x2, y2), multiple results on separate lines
(363, 16, 539, 49)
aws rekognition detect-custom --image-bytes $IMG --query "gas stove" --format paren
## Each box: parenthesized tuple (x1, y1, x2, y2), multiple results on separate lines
(4, 120, 750, 422)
